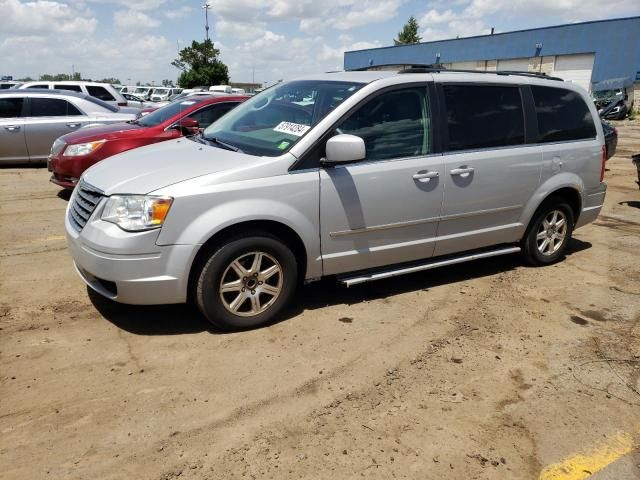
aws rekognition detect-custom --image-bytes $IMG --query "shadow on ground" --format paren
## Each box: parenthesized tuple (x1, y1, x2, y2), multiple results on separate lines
(619, 200, 640, 209)
(89, 238, 591, 336)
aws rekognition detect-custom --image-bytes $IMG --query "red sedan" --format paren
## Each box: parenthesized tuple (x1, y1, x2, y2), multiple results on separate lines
(48, 95, 247, 189)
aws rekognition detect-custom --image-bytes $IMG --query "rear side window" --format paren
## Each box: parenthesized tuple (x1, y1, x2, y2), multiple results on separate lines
(337, 87, 431, 161)
(27, 84, 48, 89)
(443, 84, 525, 151)
(86, 86, 116, 101)
(29, 98, 82, 117)
(531, 86, 596, 142)
(188, 102, 239, 128)
(55, 84, 82, 92)
(0, 98, 24, 118)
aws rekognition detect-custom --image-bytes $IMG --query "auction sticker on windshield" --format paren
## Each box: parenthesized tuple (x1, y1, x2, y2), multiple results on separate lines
(273, 122, 310, 137)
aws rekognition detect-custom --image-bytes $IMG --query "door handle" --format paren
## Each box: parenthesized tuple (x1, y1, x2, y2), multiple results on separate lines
(413, 171, 439, 182)
(4, 125, 20, 132)
(450, 167, 475, 176)
(66, 123, 81, 128)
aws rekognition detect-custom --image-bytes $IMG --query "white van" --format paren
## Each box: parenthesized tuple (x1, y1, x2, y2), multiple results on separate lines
(209, 85, 233, 93)
(18, 81, 127, 106)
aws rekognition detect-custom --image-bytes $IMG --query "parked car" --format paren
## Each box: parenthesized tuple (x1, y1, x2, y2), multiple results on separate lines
(0, 81, 21, 90)
(602, 121, 618, 160)
(0, 89, 139, 164)
(18, 81, 127, 107)
(593, 77, 635, 120)
(49, 95, 247, 188)
(122, 92, 155, 109)
(129, 87, 153, 101)
(65, 70, 606, 330)
(150, 88, 183, 102)
(152, 91, 230, 108)
(209, 85, 233, 93)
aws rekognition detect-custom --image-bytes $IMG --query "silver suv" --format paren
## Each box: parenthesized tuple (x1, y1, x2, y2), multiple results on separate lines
(65, 69, 607, 329)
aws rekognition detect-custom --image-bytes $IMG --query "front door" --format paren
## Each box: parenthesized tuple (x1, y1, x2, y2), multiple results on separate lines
(0, 97, 28, 163)
(320, 85, 445, 275)
(434, 83, 542, 257)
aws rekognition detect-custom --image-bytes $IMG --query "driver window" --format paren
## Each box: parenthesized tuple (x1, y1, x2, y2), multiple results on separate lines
(336, 88, 431, 161)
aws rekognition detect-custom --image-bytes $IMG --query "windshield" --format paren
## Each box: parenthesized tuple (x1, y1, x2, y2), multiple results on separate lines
(593, 89, 622, 100)
(137, 99, 201, 127)
(153, 88, 170, 95)
(134, 87, 149, 94)
(203, 80, 363, 156)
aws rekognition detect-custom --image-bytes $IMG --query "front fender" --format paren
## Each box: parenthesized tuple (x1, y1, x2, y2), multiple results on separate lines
(519, 172, 584, 228)
(156, 172, 322, 279)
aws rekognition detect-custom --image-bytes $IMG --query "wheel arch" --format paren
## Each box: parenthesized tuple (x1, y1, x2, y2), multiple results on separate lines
(521, 174, 584, 236)
(187, 220, 309, 302)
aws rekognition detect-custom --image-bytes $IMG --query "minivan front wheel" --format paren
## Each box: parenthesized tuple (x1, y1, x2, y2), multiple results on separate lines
(522, 199, 574, 266)
(195, 235, 298, 330)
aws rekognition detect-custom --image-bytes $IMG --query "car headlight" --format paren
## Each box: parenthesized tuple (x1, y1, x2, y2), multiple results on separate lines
(63, 140, 106, 157)
(101, 195, 173, 231)
(51, 138, 66, 156)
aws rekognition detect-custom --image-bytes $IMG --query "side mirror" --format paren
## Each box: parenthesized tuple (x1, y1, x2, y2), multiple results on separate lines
(174, 117, 200, 135)
(323, 134, 366, 165)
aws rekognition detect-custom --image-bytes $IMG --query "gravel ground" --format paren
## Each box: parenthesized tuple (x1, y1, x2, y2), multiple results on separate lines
(1, 119, 639, 480)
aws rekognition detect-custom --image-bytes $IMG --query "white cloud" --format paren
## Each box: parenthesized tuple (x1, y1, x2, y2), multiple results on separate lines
(0, 0, 97, 35)
(113, 10, 160, 29)
(165, 5, 191, 19)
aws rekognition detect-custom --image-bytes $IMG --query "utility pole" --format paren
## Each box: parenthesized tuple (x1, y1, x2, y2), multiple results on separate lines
(202, 2, 212, 41)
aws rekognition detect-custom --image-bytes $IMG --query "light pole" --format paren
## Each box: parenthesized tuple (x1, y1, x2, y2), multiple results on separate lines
(202, 2, 212, 41)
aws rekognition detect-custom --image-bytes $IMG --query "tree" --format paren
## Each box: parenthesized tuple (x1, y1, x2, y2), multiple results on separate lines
(39, 72, 82, 81)
(394, 16, 422, 45)
(171, 39, 229, 88)
(97, 77, 121, 85)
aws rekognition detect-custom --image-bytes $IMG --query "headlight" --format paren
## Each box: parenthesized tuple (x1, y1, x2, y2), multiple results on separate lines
(63, 140, 106, 157)
(51, 138, 66, 156)
(101, 195, 173, 231)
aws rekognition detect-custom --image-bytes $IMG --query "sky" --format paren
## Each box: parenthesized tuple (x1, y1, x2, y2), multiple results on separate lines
(1, 0, 639, 86)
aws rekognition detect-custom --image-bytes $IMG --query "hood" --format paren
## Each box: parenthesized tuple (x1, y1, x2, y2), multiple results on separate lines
(61, 122, 144, 144)
(82, 138, 266, 195)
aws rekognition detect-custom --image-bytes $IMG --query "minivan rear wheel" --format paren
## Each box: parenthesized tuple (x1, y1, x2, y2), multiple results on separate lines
(522, 198, 574, 266)
(195, 234, 298, 330)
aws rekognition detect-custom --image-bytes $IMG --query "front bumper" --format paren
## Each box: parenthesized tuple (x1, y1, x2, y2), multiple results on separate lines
(65, 202, 197, 305)
(49, 153, 98, 189)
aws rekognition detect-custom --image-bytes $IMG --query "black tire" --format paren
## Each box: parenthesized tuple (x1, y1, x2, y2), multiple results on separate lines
(195, 234, 298, 330)
(521, 197, 575, 266)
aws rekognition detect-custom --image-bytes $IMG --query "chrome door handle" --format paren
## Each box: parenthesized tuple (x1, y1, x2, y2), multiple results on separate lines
(450, 167, 475, 176)
(5, 125, 20, 132)
(66, 123, 81, 128)
(413, 171, 439, 181)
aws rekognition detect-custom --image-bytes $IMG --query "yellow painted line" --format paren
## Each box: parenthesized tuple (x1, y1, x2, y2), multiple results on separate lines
(539, 431, 636, 480)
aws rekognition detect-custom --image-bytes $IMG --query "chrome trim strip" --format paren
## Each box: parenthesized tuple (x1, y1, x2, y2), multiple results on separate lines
(440, 204, 522, 221)
(329, 205, 521, 237)
(330, 216, 439, 237)
(339, 246, 521, 287)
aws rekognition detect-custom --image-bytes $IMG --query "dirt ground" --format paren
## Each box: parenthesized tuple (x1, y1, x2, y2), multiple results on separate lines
(1, 120, 640, 480)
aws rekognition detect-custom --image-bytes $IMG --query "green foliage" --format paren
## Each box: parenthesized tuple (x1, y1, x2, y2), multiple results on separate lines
(96, 77, 121, 85)
(172, 39, 229, 88)
(39, 72, 83, 81)
(161, 79, 174, 87)
(394, 16, 422, 45)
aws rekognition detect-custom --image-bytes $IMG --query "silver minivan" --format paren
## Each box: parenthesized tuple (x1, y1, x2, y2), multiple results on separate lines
(65, 69, 607, 329)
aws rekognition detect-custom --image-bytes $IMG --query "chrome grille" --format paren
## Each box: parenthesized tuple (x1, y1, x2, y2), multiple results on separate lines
(69, 180, 103, 231)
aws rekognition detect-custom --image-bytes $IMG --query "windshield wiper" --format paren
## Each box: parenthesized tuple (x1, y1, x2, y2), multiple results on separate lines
(199, 134, 243, 153)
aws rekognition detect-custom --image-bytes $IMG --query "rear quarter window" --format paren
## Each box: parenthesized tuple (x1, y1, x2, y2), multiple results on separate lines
(443, 84, 525, 151)
(86, 86, 116, 102)
(531, 86, 596, 143)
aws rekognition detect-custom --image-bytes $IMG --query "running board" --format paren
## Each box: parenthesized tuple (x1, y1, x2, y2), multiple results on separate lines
(338, 246, 521, 287)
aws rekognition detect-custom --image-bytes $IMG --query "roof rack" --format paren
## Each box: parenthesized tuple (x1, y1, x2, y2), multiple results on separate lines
(397, 64, 563, 81)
